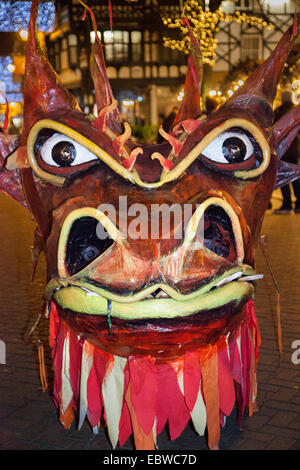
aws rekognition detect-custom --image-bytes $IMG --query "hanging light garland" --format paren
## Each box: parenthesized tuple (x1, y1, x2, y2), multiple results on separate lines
(0, 1, 55, 32)
(162, 0, 273, 66)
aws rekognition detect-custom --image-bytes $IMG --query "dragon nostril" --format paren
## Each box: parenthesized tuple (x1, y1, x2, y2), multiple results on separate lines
(202, 205, 237, 262)
(66, 217, 114, 276)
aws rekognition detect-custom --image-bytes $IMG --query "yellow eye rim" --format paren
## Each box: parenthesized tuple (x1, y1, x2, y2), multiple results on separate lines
(162, 118, 270, 181)
(27, 118, 270, 187)
(27, 119, 135, 186)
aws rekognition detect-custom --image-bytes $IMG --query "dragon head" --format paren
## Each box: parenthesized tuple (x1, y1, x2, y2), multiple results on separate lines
(1, 0, 300, 450)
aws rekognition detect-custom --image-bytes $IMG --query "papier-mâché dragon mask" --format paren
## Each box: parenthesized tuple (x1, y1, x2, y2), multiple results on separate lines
(1, 0, 300, 450)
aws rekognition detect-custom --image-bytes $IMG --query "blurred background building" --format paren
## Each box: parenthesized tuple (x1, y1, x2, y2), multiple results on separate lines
(0, 0, 299, 137)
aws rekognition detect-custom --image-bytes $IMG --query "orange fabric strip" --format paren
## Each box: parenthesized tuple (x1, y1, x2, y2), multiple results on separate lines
(125, 383, 155, 450)
(200, 344, 220, 450)
(59, 402, 74, 430)
(37, 343, 48, 392)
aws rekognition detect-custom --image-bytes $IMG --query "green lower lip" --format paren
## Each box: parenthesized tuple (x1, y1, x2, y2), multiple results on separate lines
(53, 279, 254, 321)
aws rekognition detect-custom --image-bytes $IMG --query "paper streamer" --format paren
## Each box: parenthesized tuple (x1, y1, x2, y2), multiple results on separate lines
(49, 300, 260, 450)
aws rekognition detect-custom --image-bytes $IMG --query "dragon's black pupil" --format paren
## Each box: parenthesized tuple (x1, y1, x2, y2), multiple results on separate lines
(52, 141, 76, 167)
(222, 137, 246, 163)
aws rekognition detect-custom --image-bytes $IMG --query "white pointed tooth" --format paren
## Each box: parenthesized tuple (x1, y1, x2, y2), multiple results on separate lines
(80, 287, 100, 296)
(145, 290, 170, 299)
(239, 274, 264, 281)
(215, 271, 243, 287)
(155, 290, 169, 298)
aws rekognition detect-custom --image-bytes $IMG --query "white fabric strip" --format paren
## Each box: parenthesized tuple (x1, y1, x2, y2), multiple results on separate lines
(61, 333, 73, 413)
(78, 340, 94, 430)
(190, 384, 207, 436)
(102, 355, 127, 449)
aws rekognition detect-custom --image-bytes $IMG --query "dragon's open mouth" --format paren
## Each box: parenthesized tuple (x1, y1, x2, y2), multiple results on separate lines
(47, 265, 261, 321)
(49, 197, 262, 322)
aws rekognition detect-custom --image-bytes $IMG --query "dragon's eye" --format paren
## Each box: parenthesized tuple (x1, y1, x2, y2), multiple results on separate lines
(201, 128, 260, 167)
(39, 132, 97, 167)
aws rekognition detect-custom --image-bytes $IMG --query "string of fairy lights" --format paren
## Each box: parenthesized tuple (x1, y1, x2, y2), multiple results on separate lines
(176, 76, 248, 104)
(162, 0, 274, 67)
(0, 1, 55, 126)
(162, 0, 300, 107)
(206, 76, 247, 104)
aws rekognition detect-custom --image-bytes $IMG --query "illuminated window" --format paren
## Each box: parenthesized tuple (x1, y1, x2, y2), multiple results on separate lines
(235, 0, 251, 9)
(151, 31, 159, 62)
(104, 30, 129, 63)
(241, 34, 261, 61)
(131, 31, 142, 63)
(144, 30, 159, 64)
(60, 38, 69, 70)
(90, 31, 101, 44)
(68, 34, 78, 68)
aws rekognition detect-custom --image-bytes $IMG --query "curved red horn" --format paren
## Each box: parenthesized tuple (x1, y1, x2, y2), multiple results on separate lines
(80, 0, 123, 134)
(90, 40, 123, 135)
(221, 25, 298, 129)
(21, 0, 81, 144)
(174, 43, 203, 125)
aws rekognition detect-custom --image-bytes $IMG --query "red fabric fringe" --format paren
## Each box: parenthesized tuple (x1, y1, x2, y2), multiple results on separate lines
(128, 356, 156, 436)
(183, 349, 202, 411)
(49, 299, 260, 449)
(118, 363, 132, 446)
(49, 301, 59, 350)
(217, 338, 235, 418)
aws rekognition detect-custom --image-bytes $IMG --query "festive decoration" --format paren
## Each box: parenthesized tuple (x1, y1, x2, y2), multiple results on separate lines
(162, 0, 273, 66)
(1, 0, 300, 450)
(0, 1, 55, 123)
(0, 1, 55, 32)
(0, 57, 23, 104)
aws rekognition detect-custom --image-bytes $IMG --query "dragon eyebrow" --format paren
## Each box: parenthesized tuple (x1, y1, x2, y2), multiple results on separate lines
(173, 119, 202, 135)
(158, 127, 183, 157)
(112, 122, 132, 157)
(151, 152, 174, 171)
(92, 98, 119, 133)
(122, 147, 143, 171)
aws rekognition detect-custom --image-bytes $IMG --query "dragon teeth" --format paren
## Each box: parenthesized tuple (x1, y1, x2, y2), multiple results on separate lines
(238, 274, 264, 282)
(215, 271, 243, 287)
(80, 287, 100, 296)
(215, 271, 264, 288)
